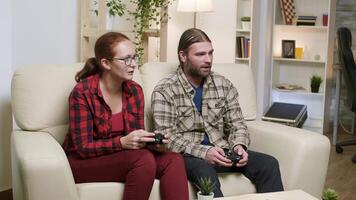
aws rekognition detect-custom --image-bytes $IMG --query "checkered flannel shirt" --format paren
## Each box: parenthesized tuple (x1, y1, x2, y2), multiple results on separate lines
(62, 74, 145, 158)
(151, 66, 250, 159)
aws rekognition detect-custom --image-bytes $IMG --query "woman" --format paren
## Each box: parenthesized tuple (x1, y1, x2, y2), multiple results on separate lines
(62, 32, 188, 200)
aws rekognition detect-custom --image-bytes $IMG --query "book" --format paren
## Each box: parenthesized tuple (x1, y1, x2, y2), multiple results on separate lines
(298, 16, 317, 20)
(296, 21, 316, 26)
(262, 102, 308, 128)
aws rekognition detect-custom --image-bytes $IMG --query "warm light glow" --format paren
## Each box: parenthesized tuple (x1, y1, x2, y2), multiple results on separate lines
(177, 0, 214, 12)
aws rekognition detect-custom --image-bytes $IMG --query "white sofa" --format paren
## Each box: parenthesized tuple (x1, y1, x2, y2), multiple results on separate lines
(11, 62, 330, 200)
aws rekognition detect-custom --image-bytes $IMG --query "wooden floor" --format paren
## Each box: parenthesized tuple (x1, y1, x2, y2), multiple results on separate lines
(324, 124, 356, 200)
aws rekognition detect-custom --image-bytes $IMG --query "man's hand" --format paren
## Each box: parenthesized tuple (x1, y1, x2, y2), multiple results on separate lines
(120, 129, 155, 149)
(205, 146, 233, 167)
(233, 145, 248, 167)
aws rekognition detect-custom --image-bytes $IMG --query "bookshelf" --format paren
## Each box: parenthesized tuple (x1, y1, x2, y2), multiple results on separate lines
(235, 0, 254, 63)
(269, 0, 336, 133)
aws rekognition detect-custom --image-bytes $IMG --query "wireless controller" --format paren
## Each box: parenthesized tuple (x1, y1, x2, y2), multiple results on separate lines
(147, 133, 164, 145)
(223, 149, 242, 165)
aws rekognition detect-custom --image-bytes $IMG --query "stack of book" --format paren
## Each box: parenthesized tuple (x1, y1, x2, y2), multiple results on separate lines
(236, 36, 250, 59)
(296, 16, 317, 26)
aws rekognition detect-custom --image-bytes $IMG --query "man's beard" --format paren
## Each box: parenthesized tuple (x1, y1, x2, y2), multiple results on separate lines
(185, 61, 211, 79)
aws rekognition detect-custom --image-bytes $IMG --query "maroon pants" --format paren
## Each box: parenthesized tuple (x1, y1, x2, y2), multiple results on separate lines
(67, 149, 189, 200)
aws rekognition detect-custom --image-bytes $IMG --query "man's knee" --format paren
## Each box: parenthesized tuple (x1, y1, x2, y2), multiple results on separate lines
(259, 154, 280, 174)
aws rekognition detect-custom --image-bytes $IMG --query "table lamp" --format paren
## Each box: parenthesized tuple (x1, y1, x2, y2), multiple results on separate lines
(177, 0, 214, 28)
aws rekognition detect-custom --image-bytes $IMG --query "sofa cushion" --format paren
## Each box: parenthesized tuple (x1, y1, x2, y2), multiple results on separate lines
(11, 64, 83, 131)
(76, 174, 255, 200)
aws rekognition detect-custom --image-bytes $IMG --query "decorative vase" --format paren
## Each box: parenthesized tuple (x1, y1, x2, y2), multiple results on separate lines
(197, 191, 214, 200)
(311, 84, 320, 93)
(241, 21, 251, 30)
(106, 14, 115, 30)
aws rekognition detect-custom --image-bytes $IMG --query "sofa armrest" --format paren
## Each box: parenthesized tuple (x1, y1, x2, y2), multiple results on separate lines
(11, 130, 79, 200)
(246, 120, 330, 198)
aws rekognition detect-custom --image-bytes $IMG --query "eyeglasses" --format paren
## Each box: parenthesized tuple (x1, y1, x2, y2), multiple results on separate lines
(109, 55, 139, 66)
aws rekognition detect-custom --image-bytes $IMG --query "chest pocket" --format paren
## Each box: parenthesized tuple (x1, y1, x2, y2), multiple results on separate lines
(177, 106, 194, 131)
(207, 98, 226, 124)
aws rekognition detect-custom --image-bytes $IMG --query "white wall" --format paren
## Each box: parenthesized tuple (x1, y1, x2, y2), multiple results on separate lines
(12, 0, 79, 69)
(161, 0, 193, 62)
(0, 0, 13, 192)
(0, 0, 79, 192)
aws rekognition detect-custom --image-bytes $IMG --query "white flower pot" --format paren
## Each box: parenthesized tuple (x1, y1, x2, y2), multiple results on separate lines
(241, 21, 251, 30)
(197, 191, 214, 200)
(106, 14, 115, 30)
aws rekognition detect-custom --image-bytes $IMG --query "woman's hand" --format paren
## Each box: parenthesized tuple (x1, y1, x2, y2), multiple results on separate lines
(120, 129, 155, 149)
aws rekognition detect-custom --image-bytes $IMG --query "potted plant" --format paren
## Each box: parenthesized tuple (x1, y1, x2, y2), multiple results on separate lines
(322, 188, 338, 200)
(310, 75, 323, 93)
(93, 0, 173, 65)
(196, 177, 215, 200)
(127, 0, 172, 66)
(93, 0, 126, 29)
(241, 16, 251, 30)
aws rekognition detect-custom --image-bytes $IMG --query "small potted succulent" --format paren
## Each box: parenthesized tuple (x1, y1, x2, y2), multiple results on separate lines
(241, 16, 251, 30)
(196, 177, 215, 200)
(322, 188, 338, 200)
(310, 75, 323, 93)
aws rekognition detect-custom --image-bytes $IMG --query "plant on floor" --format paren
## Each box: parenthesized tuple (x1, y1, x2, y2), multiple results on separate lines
(322, 188, 339, 200)
(310, 75, 323, 93)
(196, 177, 215, 198)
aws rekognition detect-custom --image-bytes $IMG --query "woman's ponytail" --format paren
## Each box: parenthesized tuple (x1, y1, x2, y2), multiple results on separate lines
(75, 57, 100, 82)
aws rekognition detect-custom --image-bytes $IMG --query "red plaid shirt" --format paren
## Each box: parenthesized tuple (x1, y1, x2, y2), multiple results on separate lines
(62, 74, 145, 158)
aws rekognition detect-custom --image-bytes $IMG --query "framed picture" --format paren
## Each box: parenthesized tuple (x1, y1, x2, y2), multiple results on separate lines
(282, 40, 295, 58)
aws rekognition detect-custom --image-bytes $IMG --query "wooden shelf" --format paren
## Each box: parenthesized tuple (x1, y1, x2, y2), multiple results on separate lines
(236, 29, 251, 33)
(274, 24, 328, 32)
(272, 88, 324, 96)
(235, 57, 249, 61)
(273, 57, 325, 64)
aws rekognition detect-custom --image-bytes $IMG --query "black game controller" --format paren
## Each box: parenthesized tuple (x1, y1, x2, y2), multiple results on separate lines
(223, 149, 242, 165)
(147, 133, 164, 145)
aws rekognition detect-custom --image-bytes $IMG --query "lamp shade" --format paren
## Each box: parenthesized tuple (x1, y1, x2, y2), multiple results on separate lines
(177, 0, 213, 12)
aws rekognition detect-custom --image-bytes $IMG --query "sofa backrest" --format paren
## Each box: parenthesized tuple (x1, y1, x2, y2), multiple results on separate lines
(11, 63, 143, 143)
(11, 62, 256, 143)
(140, 62, 256, 131)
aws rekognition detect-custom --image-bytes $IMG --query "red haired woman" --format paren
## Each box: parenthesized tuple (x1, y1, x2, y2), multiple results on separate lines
(62, 32, 188, 200)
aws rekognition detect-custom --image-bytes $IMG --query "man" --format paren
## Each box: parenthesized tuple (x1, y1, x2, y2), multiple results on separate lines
(151, 28, 284, 197)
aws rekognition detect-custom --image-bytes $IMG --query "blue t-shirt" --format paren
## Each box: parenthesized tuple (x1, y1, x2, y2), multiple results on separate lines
(192, 82, 211, 145)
